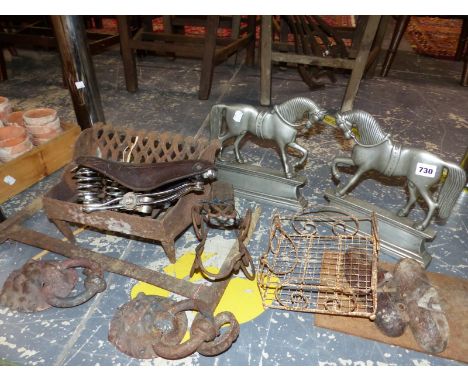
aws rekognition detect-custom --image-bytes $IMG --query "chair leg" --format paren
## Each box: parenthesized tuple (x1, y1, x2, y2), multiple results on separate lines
(462, 57, 468, 86)
(245, 15, 257, 66)
(231, 15, 241, 40)
(0, 45, 7, 81)
(341, 16, 381, 112)
(162, 16, 173, 33)
(260, 15, 272, 106)
(365, 16, 391, 78)
(117, 15, 138, 92)
(455, 18, 468, 61)
(380, 15, 411, 77)
(198, 15, 219, 100)
(348, 16, 368, 59)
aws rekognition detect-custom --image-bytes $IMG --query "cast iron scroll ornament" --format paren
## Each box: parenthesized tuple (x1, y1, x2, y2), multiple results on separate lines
(190, 181, 255, 281)
(210, 97, 327, 179)
(73, 156, 217, 215)
(109, 293, 240, 360)
(331, 110, 466, 230)
(0, 258, 106, 312)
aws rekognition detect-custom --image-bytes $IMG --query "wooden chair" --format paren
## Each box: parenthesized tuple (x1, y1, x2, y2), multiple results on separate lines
(117, 16, 257, 100)
(260, 15, 383, 111)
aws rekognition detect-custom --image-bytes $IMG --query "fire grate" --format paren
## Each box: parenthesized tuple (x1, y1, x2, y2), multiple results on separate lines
(257, 208, 379, 320)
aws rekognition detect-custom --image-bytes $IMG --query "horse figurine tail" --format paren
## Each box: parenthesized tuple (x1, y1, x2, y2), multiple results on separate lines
(438, 162, 466, 219)
(210, 104, 226, 140)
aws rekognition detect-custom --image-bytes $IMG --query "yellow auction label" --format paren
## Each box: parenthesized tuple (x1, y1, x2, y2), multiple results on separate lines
(323, 114, 337, 127)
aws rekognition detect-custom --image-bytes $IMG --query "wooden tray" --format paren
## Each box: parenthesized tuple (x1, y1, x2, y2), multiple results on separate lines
(0, 122, 81, 203)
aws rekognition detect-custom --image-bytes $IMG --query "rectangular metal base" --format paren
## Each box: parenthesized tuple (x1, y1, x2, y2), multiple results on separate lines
(216, 161, 307, 211)
(324, 189, 436, 268)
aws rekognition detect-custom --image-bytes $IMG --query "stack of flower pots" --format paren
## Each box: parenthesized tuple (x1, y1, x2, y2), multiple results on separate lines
(22, 108, 63, 146)
(0, 97, 63, 162)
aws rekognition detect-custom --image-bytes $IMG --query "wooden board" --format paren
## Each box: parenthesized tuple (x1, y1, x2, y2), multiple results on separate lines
(315, 263, 468, 363)
(0, 122, 81, 203)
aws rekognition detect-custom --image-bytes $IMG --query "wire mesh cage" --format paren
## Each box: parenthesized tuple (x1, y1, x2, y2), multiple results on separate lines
(257, 207, 380, 320)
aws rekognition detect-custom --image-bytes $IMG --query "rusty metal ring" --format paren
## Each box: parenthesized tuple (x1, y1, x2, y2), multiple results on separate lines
(152, 299, 218, 360)
(43, 258, 106, 308)
(192, 251, 236, 281)
(197, 311, 240, 356)
(238, 243, 256, 281)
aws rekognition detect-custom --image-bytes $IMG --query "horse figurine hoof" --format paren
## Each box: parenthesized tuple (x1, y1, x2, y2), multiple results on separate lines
(335, 188, 345, 197)
(413, 223, 426, 231)
(397, 209, 408, 218)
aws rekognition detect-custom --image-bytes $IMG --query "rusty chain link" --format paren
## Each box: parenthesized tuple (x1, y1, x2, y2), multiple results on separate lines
(151, 298, 240, 359)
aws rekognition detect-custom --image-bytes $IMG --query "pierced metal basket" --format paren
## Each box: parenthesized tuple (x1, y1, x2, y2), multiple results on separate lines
(257, 207, 380, 320)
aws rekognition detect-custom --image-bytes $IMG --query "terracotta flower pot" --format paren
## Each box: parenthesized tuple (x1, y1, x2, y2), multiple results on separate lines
(0, 124, 27, 148)
(25, 117, 62, 136)
(23, 108, 57, 126)
(5, 111, 25, 127)
(0, 96, 12, 121)
(0, 135, 33, 162)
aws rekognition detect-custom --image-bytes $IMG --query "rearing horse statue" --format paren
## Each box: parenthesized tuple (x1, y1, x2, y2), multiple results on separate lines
(332, 110, 466, 231)
(210, 97, 326, 179)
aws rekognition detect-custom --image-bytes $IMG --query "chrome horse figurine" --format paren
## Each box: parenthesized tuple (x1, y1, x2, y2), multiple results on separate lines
(331, 110, 466, 231)
(210, 97, 326, 179)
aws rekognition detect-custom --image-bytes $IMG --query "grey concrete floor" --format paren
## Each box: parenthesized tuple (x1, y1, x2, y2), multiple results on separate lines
(0, 37, 467, 366)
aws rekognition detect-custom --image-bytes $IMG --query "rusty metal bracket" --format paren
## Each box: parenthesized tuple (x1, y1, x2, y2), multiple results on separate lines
(190, 181, 256, 281)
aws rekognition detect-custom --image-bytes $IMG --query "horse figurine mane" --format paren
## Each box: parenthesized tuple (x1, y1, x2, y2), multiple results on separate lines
(332, 110, 466, 231)
(275, 97, 322, 125)
(336, 110, 388, 146)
